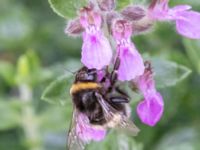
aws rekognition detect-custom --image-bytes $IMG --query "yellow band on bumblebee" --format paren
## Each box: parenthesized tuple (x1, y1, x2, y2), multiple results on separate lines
(70, 82, 101, 95)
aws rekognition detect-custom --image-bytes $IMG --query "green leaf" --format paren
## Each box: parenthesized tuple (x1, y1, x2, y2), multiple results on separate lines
(0, 2, 33, 49)
(41, 74, 73, 105)
(48, 0, 88, 19)
(0, 61, 15, 85)
(151, 58, 192, 88)
(117, 0, 134, 10)
(155, 127, 200, 150)
(182, 38, 200, 74)
(15, 50, 40, 86)
(0, 100, 23, 130)
(41, 59, 81, 105)
(39, 105, 72, 131)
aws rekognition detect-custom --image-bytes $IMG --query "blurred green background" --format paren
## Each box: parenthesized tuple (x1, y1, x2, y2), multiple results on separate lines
(0, 0, 200, 150)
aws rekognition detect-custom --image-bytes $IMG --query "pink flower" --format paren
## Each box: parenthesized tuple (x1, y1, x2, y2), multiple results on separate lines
(149, 0, 200, 39)
(137, 92, 164, 126)
(175, 11, 200, 39)
(76, 113, 106, 142)
(136, 62, 164, 126)
(80, 7, 112, 69)
(112, 20, 144, 81)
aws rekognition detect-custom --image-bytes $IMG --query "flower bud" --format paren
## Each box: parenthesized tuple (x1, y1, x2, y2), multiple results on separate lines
(97, 0, 115, 11)
(120, 5, 153, 35)
(65, 18, 84, 36)
(121, 6, 146, 21)
(132, 19, 153, 35)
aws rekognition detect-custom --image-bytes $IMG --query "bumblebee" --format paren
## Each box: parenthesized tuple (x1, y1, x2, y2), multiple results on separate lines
(67, 58, 139, 150)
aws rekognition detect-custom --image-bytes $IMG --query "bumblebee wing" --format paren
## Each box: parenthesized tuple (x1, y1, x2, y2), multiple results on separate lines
(95, 92, 139, 136)
(94, 92, 116, 121)
(67, 107, 85, 150)
(116, 116, 140, 136)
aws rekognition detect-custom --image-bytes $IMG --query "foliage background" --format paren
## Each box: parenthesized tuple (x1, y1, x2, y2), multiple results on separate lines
(0, 0, 200, 150)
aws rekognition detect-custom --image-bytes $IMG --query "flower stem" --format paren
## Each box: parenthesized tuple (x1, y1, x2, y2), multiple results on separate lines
(19, 84, 42, 150)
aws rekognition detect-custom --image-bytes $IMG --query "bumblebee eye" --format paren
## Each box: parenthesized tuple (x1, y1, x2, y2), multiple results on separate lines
(75, 68, 97, 82)
(78, 72, 88, 80)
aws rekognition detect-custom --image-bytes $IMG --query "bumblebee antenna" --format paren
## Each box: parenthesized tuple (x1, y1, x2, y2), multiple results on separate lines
(63, 68, 76, 74)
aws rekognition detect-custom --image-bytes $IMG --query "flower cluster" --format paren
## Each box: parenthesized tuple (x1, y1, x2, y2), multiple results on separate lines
(149, 0, 200, 39)
(65, 0, 200, 142)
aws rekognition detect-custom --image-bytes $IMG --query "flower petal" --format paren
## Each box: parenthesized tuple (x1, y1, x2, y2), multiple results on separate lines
(81, 31, 112, 69)
(76, 113, 106, 142)
(176, 10, 200, 39)
(170, 5, 191, 13)
(118, 44, 144, 81)
(137, 92, 164, 126)
(137, 63, 156, 96)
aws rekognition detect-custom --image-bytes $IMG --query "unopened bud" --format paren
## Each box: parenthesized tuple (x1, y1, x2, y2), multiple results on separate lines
(97, 0, 115, 11)
(132, 15, 153, 35)
(121, 6, 146, 21)
(65, 19, 84, 36)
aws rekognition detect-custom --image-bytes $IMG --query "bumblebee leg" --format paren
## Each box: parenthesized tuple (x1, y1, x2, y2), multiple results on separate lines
(115, 86, 129, 98)
(110, 56, 120, 85)
(110, 96, 129, 103)
(114, 56, 120, 71)
(100, 66, 110, 83)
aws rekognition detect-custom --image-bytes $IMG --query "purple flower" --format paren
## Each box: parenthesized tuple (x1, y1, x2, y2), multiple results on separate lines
(137, 92, 164, 126)
(136, 62, 164, 126)
(80, 7, 112, 70)
(76, 113, 106, 142)
(112, 20, 144, 81)
(175, 11, 200, 39)
(149, 0, 200, 39)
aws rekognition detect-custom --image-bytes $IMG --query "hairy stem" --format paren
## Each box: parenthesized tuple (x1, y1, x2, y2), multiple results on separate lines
(19, 84, 42, 150)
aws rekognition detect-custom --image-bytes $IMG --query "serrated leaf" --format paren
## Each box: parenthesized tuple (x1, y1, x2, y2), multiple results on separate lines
(41, 74, 73, 105)
(151, 58, 192, 88)
(48, 0, 88, 19)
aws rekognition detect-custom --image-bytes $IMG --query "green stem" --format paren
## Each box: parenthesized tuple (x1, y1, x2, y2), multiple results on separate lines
(19, 84, 42, 150)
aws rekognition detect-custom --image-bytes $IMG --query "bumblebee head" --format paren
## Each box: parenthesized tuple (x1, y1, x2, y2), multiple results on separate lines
(75, 67, 97, 82)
